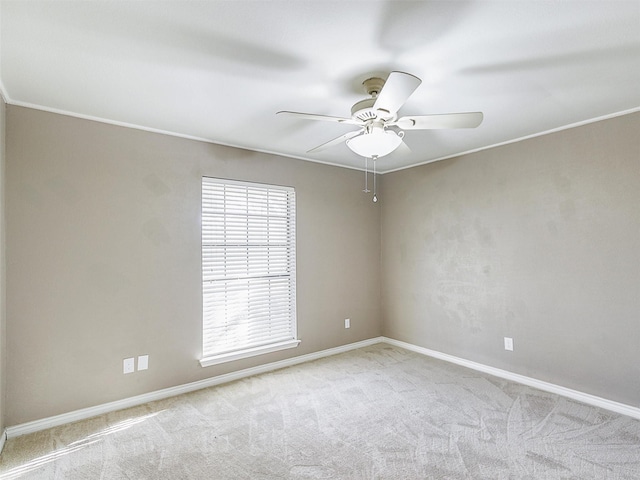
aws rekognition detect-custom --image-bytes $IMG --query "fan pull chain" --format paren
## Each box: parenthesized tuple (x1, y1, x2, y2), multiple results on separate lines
(363, 156, 370, 193)
(372, 155, 378, 203)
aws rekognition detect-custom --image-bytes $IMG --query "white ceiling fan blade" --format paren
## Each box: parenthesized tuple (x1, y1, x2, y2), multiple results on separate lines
(372, 71, 422, 116)
(277, 111, 362, 125)
(394, 112, 484, 130)
(307, 130, 362, 153)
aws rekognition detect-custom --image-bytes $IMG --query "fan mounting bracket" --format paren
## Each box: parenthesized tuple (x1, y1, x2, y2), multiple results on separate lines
(362, 77, 386, 97)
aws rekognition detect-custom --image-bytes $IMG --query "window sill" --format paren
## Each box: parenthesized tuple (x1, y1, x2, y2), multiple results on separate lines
(200, 339, 301, 367)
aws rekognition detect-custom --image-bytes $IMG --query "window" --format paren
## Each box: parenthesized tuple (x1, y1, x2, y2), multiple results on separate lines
(200, 177, 299, 367)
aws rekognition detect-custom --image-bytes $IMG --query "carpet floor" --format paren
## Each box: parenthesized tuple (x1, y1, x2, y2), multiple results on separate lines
(1, 343, 639, 479)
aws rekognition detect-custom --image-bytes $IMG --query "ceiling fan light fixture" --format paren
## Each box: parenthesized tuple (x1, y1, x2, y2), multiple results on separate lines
(346, 127, 402, 158)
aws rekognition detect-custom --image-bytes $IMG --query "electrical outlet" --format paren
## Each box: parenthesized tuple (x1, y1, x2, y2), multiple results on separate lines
(504, 337, 514, 351)
(138, 355, 149, 371)
(123, 357, 135, 374)
(344, 318, 350, 329)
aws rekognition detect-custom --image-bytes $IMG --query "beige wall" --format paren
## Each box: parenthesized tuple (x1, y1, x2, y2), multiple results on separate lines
(5, 104, 639, 427)
(381, 112, 640, 406)
(5, 106, 382, 425)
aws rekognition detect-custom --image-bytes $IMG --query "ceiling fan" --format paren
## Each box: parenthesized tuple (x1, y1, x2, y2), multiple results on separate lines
(277, 71, 483, 159)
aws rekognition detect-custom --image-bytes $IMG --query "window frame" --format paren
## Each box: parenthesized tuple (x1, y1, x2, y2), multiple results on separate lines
(200, 177, 299, 367)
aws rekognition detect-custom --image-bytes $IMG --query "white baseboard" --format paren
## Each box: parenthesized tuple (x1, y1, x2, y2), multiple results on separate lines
(6, 337, 383, 439)
(0, 428, 6, 454)
(7, 335, 638, 438)
(381, 337, 640, 420)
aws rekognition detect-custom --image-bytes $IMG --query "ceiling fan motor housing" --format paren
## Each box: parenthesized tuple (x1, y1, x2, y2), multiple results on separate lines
(351, 98, 377, 122)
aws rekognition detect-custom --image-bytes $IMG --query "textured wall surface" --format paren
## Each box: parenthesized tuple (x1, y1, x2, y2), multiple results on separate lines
(5, 105, 639, 427)
(381, 112, 640, 407)
(5, 106, 381, 425)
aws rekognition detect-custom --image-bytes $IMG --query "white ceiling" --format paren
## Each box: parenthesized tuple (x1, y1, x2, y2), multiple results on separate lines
(1, 0, 638, 173)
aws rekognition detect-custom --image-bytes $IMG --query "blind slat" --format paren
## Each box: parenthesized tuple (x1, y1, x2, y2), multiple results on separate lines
(202, 177, 297, 359)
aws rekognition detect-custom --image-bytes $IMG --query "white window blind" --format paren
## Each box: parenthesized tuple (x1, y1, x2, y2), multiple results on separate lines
(200, 177, 299, 367)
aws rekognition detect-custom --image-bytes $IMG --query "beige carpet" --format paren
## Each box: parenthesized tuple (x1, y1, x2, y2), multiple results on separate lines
(1, 343, 639, 479)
